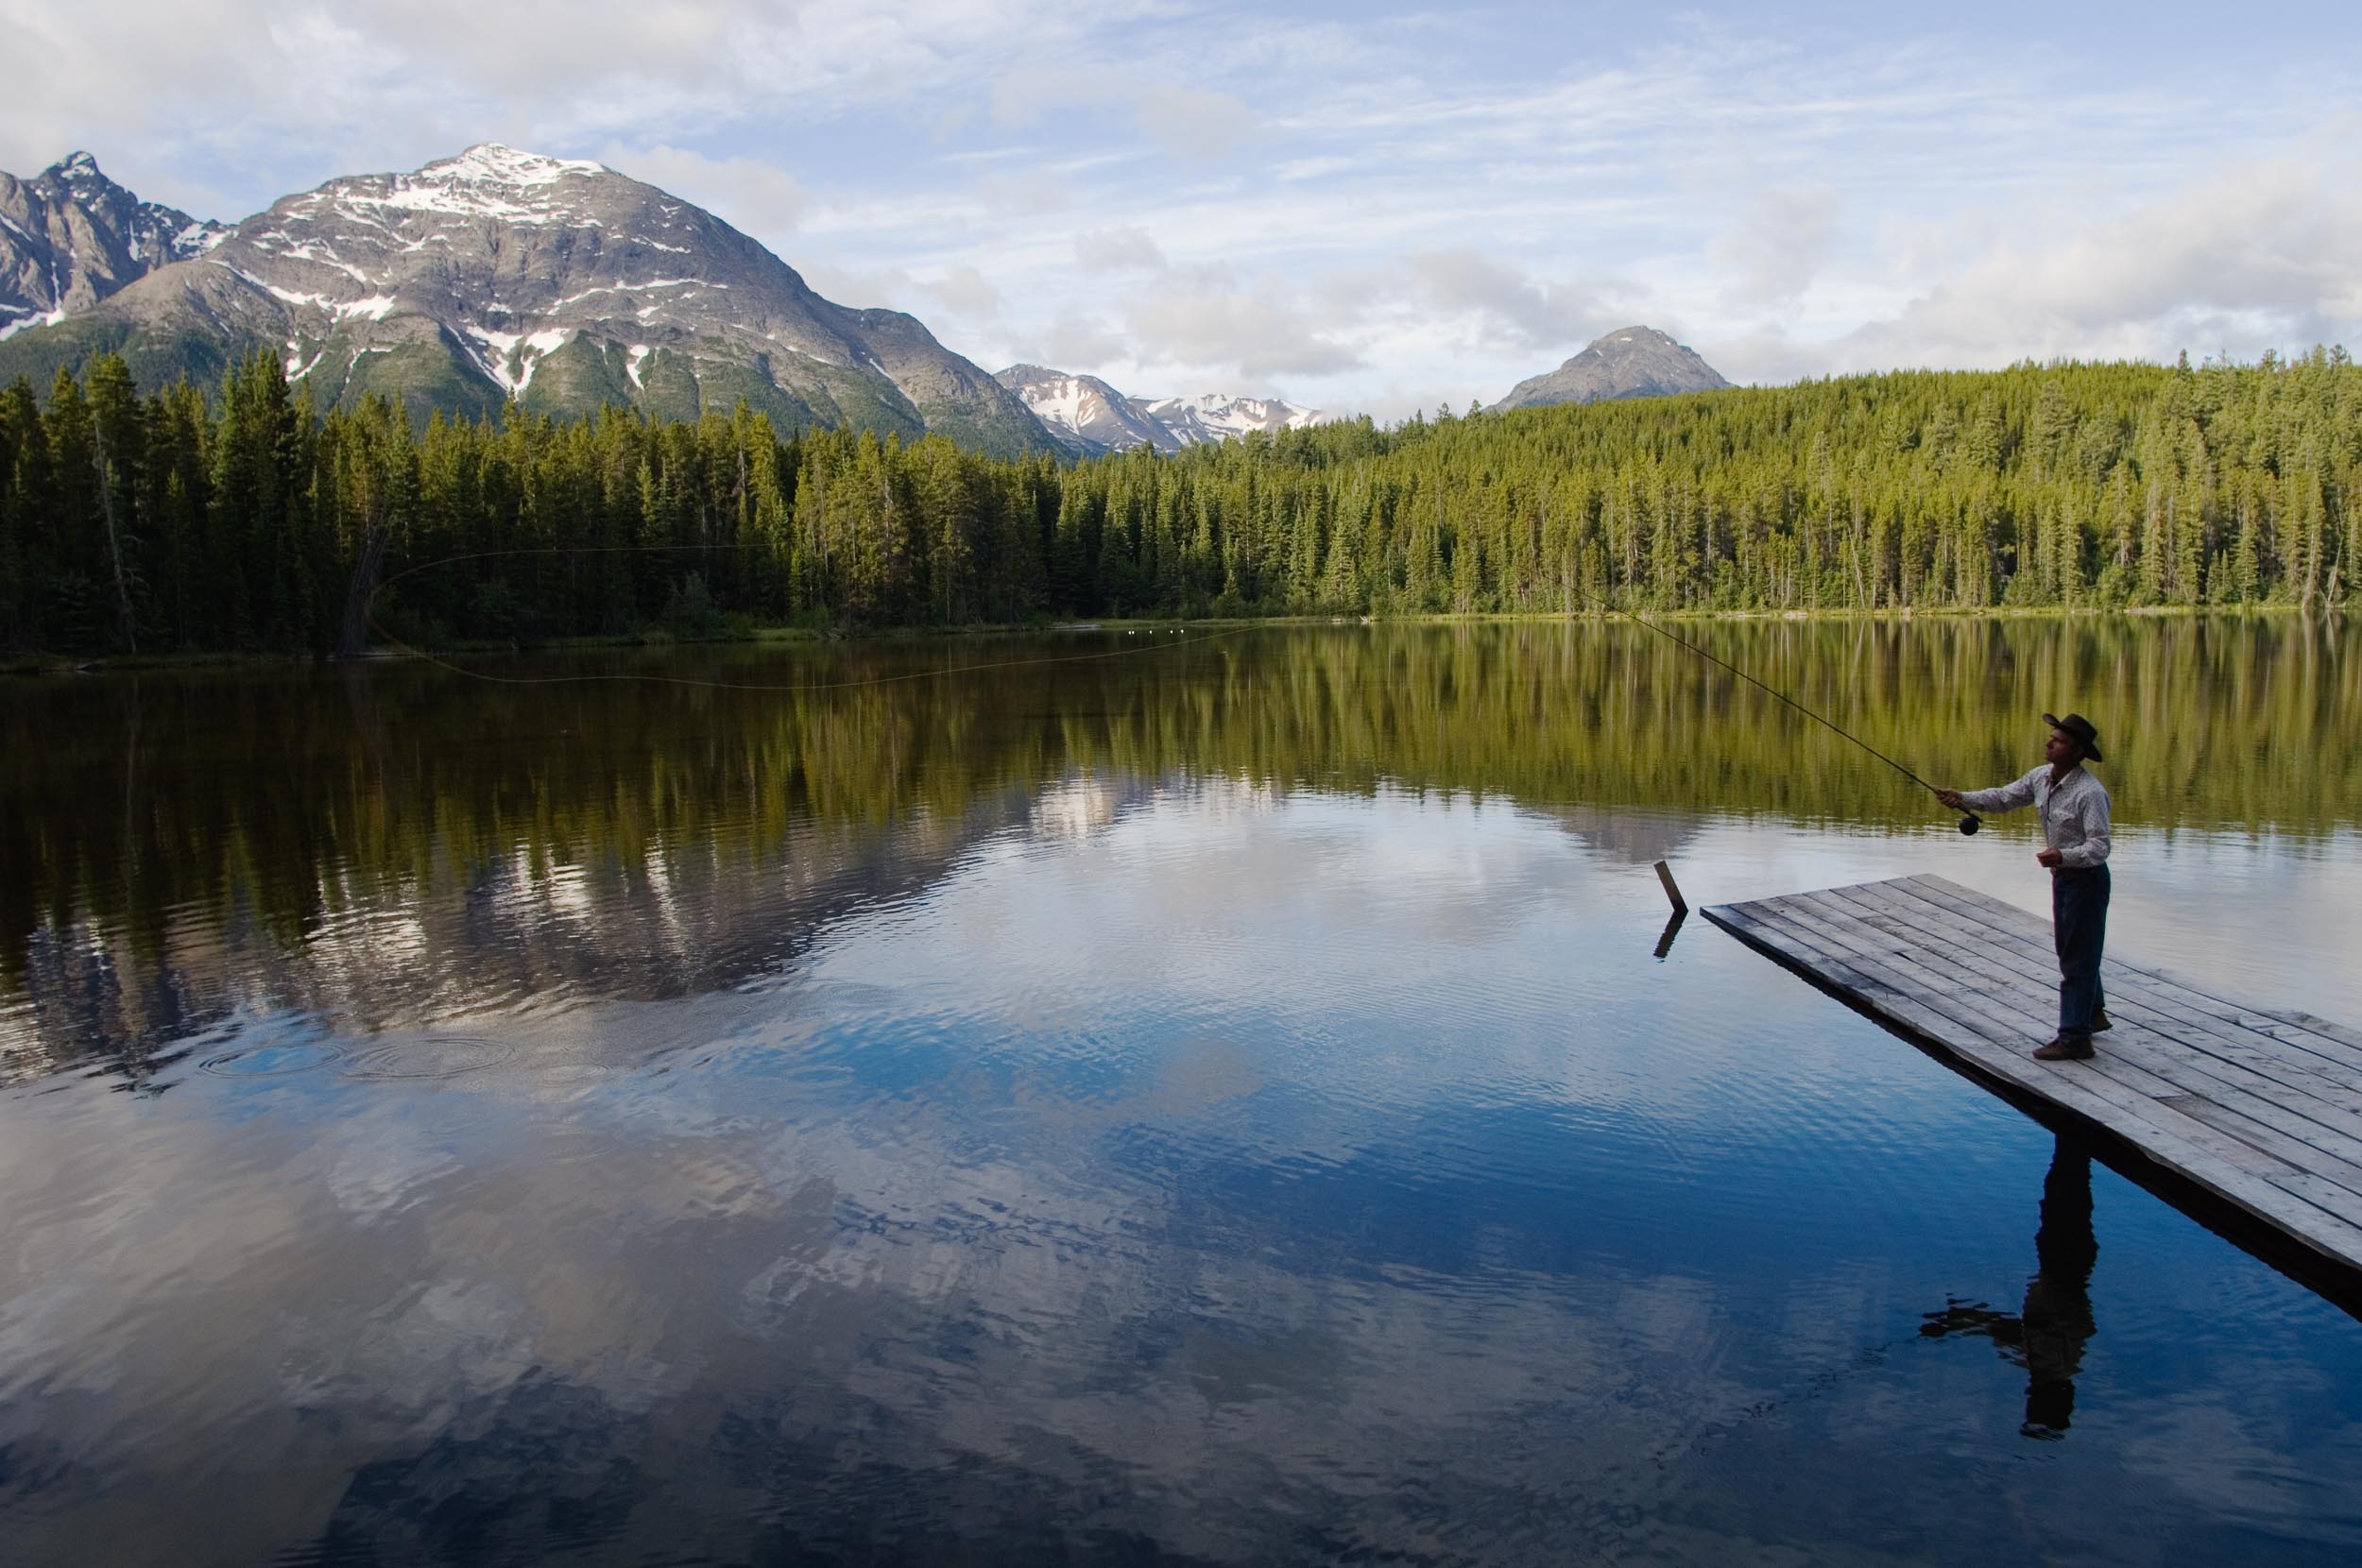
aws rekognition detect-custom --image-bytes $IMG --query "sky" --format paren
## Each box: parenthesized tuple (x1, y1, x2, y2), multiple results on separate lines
(3, 0, 2359, 421)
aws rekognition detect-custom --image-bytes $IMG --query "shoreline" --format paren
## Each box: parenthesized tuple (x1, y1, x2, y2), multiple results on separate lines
(3, 600, 2341, 677)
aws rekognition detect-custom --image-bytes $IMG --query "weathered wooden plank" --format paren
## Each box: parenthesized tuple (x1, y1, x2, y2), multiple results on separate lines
(1720, 891, 2362, 1254)
(2166, 1099, 2362, 1226)
(1740, 899, 2016, 1049)
(1758, 893, 1979, 1002)
(1863, 879, 2362, 1111)
(1703, 887, 2362, 1272)
(2278, 1011, 2362, 1053)
(1831, 881, 2362, 1133)
(1851, 980, 2362, 1259)
(1714, 918, 2362, 1263)
(1708, 902, 1894, 1000)
(2286, 1011, 2362, 1058)
(1873, 876, 2362, 1090)
(1910, 876, 2362, 1070)
(1762, 884, 2362, 1206)
(1811, 885, 2051, 1004)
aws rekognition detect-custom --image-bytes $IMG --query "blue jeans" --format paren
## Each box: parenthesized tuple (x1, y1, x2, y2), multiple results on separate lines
(2051, 864, 2110, 1041)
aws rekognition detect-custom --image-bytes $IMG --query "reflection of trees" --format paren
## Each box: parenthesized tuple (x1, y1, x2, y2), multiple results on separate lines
(1, 617, 2353, 1079)
(1920, 1134, 2100, 1439)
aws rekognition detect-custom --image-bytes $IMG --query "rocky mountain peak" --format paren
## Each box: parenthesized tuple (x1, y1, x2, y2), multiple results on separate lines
(420, 144, 608, 186)
(1134, 392, 1320, 446)
(285, 143, 629, 233)
(0, 154, 225, 340)
(996, 366, 1321, 455)
(1495, 324, 1731, 411)
(994, 364, 1181, 453)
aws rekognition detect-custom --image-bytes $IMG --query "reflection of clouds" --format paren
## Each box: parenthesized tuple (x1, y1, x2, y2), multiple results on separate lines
(1026, 771, 1137, 841)
(0, 790, 1774, 1563)
(6, 789, 2362, 1561)
(0, 792, 1031, 1085)
(1537, 803, 1706, 868)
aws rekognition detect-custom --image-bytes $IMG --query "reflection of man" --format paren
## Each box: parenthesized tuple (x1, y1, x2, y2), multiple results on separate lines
(1921, 1135, 2099, 1439)
(1935, 713, 2113, 1062)
(2019, 1139, 2098, 1435)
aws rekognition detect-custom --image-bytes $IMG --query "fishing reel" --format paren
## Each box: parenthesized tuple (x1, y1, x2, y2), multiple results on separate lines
(1958, 813, 1982, 836)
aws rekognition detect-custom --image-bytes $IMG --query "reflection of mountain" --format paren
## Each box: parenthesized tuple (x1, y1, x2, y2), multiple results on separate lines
(3, 616, 2353, 1080)
(1534, 805, 1704, 867)
(0, 736, 1177, 1084)
(4, 786, 1029, 1084)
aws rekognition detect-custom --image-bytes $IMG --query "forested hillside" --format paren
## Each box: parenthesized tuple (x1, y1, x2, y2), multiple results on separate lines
(2, 349, 2354, 656)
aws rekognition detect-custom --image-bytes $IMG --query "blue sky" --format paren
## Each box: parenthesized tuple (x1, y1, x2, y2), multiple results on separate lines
(4, 1, 2358, 418)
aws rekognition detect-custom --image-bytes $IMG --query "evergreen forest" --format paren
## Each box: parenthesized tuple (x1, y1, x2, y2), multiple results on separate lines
(1, 347, 2354, 657)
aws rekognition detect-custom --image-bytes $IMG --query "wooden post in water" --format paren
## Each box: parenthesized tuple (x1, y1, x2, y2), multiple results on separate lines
(1653, 860, 1688, 914)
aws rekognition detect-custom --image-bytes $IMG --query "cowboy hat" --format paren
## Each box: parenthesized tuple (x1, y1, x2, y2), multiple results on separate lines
(2043, 712, 2103, 762)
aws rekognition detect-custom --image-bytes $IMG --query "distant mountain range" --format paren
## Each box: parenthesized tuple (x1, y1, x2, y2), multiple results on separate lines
(0, 147, 1728, 451)
(994, 364, 1320, 455)
(1494, 325, 1731, 409)
(0, 146, 1051, 453)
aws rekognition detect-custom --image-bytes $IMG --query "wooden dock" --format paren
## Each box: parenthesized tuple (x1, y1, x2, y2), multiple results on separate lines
(1703, 874, 2362, 1288)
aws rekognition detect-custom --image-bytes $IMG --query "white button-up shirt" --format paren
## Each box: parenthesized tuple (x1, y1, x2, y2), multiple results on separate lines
(1960, 764, 2112, 868)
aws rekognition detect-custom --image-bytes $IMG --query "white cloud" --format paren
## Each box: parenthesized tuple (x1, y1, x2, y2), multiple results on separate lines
(1718, 136, 2362, 383)
(1120, 264, 1366, 379)
(973, 169, 1070, 215)
(1404, 250, 1614, 353)
(1709, 184, 1840, 312)
(796, 261, 919, 315)
(1036, 315, 1130, 374)
(4, 3, 2357, 418)
(597, 143, 810, 238)
(921, 263, 1003, 319)
(1074, 227, 1170, 273)
(1136, 85, 1257, 161)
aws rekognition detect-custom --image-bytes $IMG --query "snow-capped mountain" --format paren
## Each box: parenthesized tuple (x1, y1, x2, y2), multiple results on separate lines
(996, 365, 1321, 454)
(0, 145, 1048, 454)
(996, 364, 1183, 454)
(1134, 392, 1321, 445)
(0, 153, 225, 343)
(1494, 325, 1730, 410)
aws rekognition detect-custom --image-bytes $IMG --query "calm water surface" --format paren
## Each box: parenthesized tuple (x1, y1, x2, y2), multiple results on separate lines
(3, 619, 2360, 1566)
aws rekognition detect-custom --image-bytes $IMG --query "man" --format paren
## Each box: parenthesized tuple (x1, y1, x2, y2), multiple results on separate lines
(1935, 713, 2113, 1062)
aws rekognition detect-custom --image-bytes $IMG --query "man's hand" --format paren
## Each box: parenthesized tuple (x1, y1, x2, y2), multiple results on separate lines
(1934, 788, 1965, 810)
(2035, 847, 2063, 868)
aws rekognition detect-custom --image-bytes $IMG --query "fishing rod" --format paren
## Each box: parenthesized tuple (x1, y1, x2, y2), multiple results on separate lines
(1581, 599, 1982, 835)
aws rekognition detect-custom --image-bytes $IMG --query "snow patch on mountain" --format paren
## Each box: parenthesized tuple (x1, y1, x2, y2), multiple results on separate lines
(175, 220, 228, 258)
(1138, 392, 1321, 445)
(421, 145, 607, 186)
(997, 364, 1321, 454)
(0, 145, 1052, 455)
(457, 324, 583, 397)
(995, 365, 1181, 454)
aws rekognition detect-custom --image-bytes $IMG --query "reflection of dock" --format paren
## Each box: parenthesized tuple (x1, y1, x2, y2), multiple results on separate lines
(1705, 874, 2362, 1296)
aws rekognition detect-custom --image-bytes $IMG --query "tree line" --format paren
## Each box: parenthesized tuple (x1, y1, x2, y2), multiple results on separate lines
(1, 346, 2354, 656)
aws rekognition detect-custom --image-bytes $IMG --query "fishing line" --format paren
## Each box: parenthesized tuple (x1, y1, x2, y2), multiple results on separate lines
(1580, 597, 1980, 833)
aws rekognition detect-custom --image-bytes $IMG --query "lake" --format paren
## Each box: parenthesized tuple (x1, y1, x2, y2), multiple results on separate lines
(3, 616, 2359, 1566)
